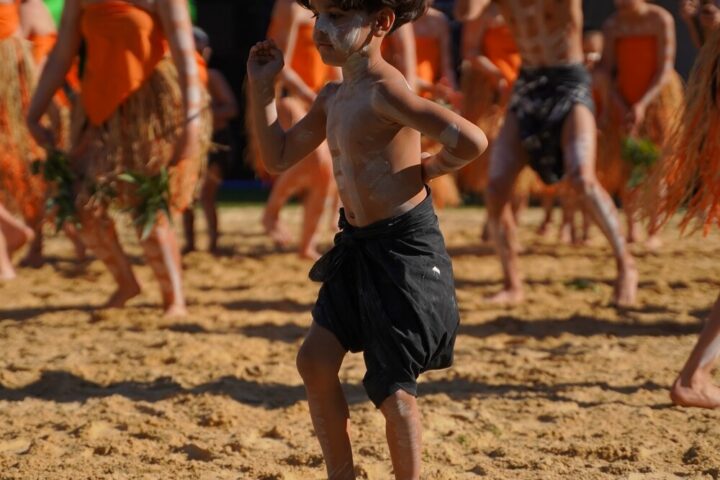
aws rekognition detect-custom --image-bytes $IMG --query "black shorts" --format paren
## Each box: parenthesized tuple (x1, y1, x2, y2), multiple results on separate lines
(509, 64, 595, 185)
(310, 190, 459, 407)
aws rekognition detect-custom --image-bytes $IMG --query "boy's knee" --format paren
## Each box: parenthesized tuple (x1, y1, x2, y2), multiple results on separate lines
(296, 343, 335, 384)
(380, 389, 417, 421)
(568, 171, 595, 197)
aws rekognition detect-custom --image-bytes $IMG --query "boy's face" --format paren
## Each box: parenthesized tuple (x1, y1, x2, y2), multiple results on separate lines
(308, 0, 376, 66)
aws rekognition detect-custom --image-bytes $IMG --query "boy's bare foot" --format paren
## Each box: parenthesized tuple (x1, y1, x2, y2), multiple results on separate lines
(670, 372, 720, 409)
(163, 303, 188, 318)
(486, 287, 524, 305)
(536, 221, 550, 237)
(559, 224, 573, 245)
(19, 251, 44, 269)
(612, 258, 638, 307)
(104, 282, 141, 308)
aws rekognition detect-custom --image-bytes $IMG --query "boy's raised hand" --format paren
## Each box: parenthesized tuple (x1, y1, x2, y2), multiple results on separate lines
(247, 40, 285, 85)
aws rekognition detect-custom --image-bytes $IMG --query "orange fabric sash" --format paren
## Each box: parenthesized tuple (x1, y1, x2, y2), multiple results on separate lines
(0, 1, 18, 40)
(415, 36, 441, 85)
(28, 32, 56, 64)
(616, 35, 657, 105)
(482, 25, 521, 85)
(80, 2, 167, 125)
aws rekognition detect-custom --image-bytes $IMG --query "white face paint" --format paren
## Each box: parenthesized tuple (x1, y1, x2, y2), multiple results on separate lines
(315, 13, 365, 56)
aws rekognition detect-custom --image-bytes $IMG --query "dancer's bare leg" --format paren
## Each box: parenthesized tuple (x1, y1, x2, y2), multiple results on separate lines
(671, 293, 720, 409)
(19, 226, 44, 268)
(200, 163, 222, 254)
(299, 183, 329, 261)
(182, 206, 196, 254)
(296, 322, 354, 479)
(0, 204, 34, 254)
(0, 230, 15, 280)
(562, 105, 637, 306)
(486, 112, 527, 304)
(558, 194, 577, 245)
(262, 170, 301, 248)
(536, 192, 554, 237)
(77, 206, 140, 308)
(63, 223, 87, 262)
(380, 390, 422, 480)
(137, 212, 186, 317)
(623, 195, 640, 244)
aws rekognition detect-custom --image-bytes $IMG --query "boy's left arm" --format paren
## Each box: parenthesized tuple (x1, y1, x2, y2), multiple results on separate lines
(372, 81, 488, 181)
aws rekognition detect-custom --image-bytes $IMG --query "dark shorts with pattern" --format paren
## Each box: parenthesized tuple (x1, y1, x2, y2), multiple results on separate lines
(310, 190, 459, 408)
(509, 63, 595, 185)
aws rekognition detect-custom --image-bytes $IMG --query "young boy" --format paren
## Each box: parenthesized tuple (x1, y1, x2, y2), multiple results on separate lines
(247, 0, 488, 477)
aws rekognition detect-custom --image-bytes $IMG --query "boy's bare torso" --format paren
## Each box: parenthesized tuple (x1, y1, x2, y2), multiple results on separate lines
(491, 0, 584, 66)
(324, 66, 426, 227)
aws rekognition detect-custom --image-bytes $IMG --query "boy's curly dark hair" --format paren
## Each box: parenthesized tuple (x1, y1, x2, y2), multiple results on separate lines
(296, 0, 430, 33)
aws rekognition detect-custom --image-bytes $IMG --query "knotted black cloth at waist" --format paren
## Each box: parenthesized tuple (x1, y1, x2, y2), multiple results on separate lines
(509, 63, 595, 185)
(310, 190, 459, 407)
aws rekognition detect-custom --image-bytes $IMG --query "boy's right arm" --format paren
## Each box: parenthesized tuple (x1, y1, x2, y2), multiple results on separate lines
(247, 40, 328, 174)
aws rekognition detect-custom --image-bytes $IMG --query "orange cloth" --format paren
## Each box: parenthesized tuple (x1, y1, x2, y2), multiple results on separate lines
(415, 36, 441, 85)
(482, 25, 521, 86)
(616, 35, 657, 105)
(28, 32, 56, 64)
(0, 1, 19, 40)
(289, 24, 334, 93)
(80, 2, 167, 125)
(195, 51, 208, 86)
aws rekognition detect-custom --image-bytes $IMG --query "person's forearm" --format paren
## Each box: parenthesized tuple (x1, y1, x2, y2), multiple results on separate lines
(249, 82, 290, 174)
(424, 123, 488, 179)
(28, 48, 73, 123)
(637, 67, 672, 110)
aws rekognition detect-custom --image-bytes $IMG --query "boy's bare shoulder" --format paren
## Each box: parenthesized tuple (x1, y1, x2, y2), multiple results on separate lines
(369, 71, 418, 123)
(315, 81, 342, 108)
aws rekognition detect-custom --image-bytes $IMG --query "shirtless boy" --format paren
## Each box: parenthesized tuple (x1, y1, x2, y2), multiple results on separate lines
(455, 0, 638, 306)
(248, 1, 488, 477)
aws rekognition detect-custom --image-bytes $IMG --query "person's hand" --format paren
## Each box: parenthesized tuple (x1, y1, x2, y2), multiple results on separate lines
(171, 116, 201, 167)
(26, 116, 54, 150)
(680, 0, 700, 20)
(247, 40, 285, 87)
(625, 102, 646, 137)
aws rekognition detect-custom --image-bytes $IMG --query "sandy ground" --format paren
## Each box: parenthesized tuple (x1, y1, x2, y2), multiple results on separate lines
(0, 204, 719, 479)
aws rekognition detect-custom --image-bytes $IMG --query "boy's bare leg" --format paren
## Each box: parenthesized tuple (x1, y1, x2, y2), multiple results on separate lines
(182, 207, 196, 254)
(486, 113, 527, 304)
(78, 207, 141, 307)
(137, 212, 186, 317)
(200, 163, 222, 254)
(671, 293, 720, 408)
(296, 322, 354, 479)
(0, 204, 35, 254)
(380, 390, 422, 480)
(19, 226, 44, 268)
(561, 105, 637, 306)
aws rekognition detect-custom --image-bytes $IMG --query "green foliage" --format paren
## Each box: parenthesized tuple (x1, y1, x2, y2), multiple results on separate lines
(32, 150, 78, 231)
(621, 137, 660, 189)
(118, 169, 171, 240)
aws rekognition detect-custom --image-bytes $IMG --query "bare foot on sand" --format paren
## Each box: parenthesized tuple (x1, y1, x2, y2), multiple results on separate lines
(104, 282, 141, 309)
(262, 216, 292, 248)
(299, 248, 321, 261)
(163, 303, 188, 318)
(612, 258, 638, 307)
(645, 234, 662, 252)
(670, 372, 720, 409)
(486, 287, 524, 305)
